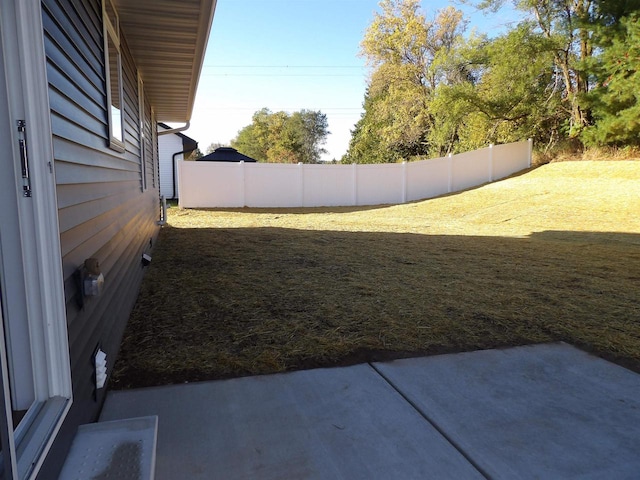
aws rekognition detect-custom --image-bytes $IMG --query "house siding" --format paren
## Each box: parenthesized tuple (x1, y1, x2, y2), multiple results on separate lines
(39, 0, 160, 477)
(159, 129, 185, 198)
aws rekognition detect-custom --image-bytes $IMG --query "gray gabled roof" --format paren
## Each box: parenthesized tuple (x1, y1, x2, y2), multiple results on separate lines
(113, 0, 217, 122)
(198, 147, 258, 162)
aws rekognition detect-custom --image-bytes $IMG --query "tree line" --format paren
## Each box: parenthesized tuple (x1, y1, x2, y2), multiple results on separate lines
(230, 108, 330, 164)
(343, 0, 640, 163)
(188, 110, 330, 163)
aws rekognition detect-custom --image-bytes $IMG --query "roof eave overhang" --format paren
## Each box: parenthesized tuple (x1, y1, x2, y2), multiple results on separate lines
(113, 0, 216, 123)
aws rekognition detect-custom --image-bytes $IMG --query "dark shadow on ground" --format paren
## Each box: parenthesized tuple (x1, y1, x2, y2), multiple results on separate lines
(111, 226, 640, 389)
(183, 204, 393, 215)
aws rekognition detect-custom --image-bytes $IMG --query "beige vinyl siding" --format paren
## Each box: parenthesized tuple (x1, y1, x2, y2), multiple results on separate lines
(40, 0, 161, 476)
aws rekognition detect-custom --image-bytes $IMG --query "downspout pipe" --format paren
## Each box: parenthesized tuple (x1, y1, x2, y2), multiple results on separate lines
(171, 147, 197, 199)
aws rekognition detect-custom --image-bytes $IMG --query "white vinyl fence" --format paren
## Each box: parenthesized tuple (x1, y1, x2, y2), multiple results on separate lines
(179, 140, 532, 208)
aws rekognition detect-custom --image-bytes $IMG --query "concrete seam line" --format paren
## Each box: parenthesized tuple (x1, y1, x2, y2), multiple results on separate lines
(368, 362, 492, 480)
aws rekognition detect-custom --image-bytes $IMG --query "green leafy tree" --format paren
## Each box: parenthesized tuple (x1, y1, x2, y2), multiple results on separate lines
(292, 110, 330, 164)
(345, 89, 399, 163)
(349, 0, 640, 160)
(232, 123, 268, 161)
(452, 25, 565, 150)
(263, 110, 297, 163)
(231, 109, 273, 161)
(475, 0, 596, 137)
(231, 108, 329, 163)
(347, 0, 470, 162)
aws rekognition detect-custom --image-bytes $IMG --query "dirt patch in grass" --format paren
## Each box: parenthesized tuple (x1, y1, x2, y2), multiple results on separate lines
(111, 161, 640, 389)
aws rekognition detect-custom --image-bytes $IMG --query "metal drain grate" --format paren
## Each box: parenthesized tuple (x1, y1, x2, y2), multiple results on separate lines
(59, 416, 157, 480)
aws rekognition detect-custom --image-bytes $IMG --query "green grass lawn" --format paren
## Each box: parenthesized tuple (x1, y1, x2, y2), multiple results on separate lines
(111, 161, 640, 389)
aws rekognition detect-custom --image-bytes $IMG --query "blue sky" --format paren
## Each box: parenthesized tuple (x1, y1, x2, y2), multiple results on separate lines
(186, 0, 523, 160)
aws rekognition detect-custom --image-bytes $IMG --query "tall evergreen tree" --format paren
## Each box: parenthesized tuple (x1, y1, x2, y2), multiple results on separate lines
(581, 12, 640, 146)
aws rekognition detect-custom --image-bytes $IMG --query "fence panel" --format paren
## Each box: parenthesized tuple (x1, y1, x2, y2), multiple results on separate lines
(178, 140, 532, 209)
(451, 147, 492, 192)
(303, 164, 355, 207)
(244, 163, 302, 207)
(179, 161, 244, 208)
(356, 163, 404, 206)
(493, 140, 531, 180)
(406, 157, 450, 201)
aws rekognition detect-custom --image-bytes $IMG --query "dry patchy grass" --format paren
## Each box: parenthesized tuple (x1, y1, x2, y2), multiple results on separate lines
(111, 161, 640, 388)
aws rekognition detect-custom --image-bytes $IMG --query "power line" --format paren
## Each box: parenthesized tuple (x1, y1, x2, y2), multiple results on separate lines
(203, 65, 365, 69)
(201, 73, 364, 77)
(201, 64, 367, 77)
(200, 107, 363, 113)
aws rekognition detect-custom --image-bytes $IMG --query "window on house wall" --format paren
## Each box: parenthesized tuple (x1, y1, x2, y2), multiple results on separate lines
(104, 0, 124, 151)
(152, 108, 159, 188)
(138, 74, 147, 191)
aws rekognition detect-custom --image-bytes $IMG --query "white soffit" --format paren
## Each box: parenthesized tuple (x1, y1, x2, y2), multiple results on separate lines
(113, 0, 216, 122)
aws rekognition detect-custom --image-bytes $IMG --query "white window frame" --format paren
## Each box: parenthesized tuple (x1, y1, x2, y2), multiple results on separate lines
(151, 106, 159, 188)
(0, 0, 72, 478)
(138, 74, 147, 191)
(103, 0, 125, 152)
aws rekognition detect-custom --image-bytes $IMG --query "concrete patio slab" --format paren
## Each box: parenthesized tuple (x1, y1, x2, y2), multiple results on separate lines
(373, 343, 640, 479)
(101, 363, 483, 480)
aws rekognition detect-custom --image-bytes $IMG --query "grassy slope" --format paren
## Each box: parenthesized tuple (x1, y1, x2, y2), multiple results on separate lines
(112, 161, 640, 388)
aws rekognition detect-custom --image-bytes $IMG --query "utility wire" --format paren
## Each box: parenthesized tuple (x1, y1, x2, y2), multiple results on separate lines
(201, 107, 363, 114)
(201, 73, 364, 77)
(201, 65, 367, 77)
(202, 65, 365, 68)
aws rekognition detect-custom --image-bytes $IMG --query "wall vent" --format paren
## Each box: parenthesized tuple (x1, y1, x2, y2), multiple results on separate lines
(95, 349, 107, 389)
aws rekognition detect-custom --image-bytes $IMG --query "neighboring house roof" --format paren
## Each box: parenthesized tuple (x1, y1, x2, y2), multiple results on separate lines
(198, 147, 258, 162)
(113, 0, 216, 122)
(158, 123, 198, 153)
